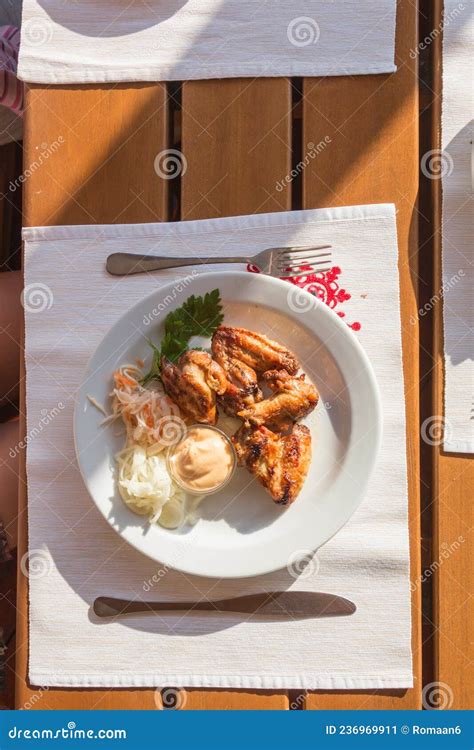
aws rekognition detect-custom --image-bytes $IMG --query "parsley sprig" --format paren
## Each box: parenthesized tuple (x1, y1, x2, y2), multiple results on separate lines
(141, 289, 224, 385)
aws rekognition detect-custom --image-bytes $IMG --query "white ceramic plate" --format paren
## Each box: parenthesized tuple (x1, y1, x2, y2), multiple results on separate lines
(74, 272, 382, 578)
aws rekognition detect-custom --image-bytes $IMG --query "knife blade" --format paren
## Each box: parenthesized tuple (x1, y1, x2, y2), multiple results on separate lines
(93, 591, 356, 620)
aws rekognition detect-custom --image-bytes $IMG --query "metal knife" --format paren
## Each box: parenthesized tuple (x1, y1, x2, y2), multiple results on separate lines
(93, 591, 356, 620)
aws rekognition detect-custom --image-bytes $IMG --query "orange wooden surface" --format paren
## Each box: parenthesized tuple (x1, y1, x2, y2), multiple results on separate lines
(302, 0, 422, 709)
(182, 79, 291, 220)
(15, 0, 471, 712)
(22, 84, 169, 226)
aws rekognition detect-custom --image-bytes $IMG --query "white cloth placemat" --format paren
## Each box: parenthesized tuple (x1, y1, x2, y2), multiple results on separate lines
(18, 0, 397, 84)
(23, 204, 413, 689)
(440, 1, 474, 454)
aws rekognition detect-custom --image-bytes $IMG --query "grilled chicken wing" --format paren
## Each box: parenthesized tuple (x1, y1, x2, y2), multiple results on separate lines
(238, 369, 319, 430)
(213, 354, 262, 417)
(212, 325, 299, 416)
(232, 423, 311, 505)
(211, 328, 261, 416)
(161, 350, 227, 424)
(212, 326, 299, 376)
(217, 371, 262, 418)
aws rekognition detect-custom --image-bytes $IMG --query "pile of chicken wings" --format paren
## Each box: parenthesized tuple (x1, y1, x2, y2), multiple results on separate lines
(161, 326, 319, 505)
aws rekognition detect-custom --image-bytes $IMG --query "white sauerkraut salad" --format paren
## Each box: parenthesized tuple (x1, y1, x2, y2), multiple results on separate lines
(103, 365, 191, 529)
(116, 445, 187, 528)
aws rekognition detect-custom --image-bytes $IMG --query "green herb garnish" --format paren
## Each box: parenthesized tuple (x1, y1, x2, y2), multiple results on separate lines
(141, 289, 224, 385)
(140, 339, 162, 387)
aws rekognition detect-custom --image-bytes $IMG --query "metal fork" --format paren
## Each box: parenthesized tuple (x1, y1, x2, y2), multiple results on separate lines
(106, 245, 332, 278)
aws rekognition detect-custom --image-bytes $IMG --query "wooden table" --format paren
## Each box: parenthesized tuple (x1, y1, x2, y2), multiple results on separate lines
(15, 0, 472, 710)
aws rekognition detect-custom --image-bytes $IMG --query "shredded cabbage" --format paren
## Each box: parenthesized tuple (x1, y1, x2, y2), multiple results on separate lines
(111, 366, 192, 529)
(111, 365, 181, 448)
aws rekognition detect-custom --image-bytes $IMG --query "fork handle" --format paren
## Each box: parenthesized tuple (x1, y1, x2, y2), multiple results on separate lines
(106, 252, 250, 276)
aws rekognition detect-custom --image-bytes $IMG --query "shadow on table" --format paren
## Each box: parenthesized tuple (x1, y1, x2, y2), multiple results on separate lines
(36, 0, 189, 36)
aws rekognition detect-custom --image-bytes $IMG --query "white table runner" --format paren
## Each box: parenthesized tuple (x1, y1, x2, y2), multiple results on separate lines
(18, 0, 397, 84)
(23, 204, 413, 689)
(440, 1, 474, 454)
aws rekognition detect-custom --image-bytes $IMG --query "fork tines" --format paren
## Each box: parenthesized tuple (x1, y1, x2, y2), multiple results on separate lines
(276, 244, 332, 277)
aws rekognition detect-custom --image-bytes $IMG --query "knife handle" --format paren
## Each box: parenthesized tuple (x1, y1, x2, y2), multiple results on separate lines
(93, 592, 356, 619)
(94, 596, 226, 618)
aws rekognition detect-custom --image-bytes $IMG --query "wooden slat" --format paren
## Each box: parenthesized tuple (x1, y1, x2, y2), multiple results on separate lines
(17, 83, 168, 709)
(23, 84, 168, 226)
(181, 78, 292, 709)
(182, 79, 291, 219)
(433, 458, 474, 710)
(431, 0, 474, 710)
(302, 0, 422, 709)
(183, 690, 288, 710)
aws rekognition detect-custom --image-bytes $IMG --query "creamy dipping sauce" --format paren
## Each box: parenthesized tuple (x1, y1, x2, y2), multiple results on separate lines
(168, 426, 235, 494)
